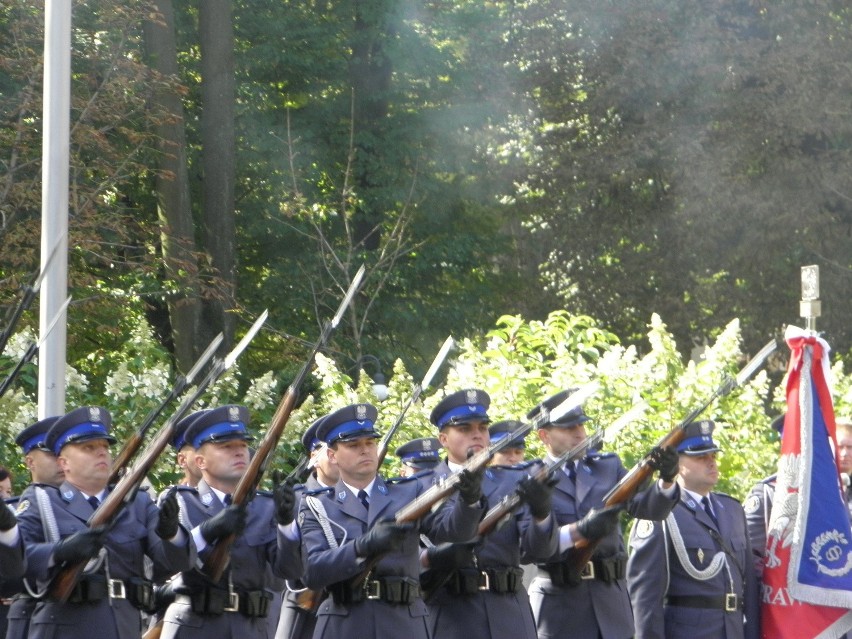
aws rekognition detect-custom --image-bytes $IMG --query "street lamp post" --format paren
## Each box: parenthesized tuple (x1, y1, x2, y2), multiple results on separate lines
(353, 354, 389, 401)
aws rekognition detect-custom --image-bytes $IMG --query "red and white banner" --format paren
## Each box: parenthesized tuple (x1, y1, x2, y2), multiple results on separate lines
(761, 327, 852, 638)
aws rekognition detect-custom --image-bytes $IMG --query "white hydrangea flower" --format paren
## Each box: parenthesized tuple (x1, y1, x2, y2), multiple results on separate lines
(244, 371, 278, 411)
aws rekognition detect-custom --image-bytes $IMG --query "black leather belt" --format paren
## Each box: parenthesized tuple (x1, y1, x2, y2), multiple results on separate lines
(329, 576, 420, 605)
(444, 567, 524, 595)
(537, 553, 627, 587)
(175, 588, 273, 617)
(665, 594, 742, 612)
(63, 574, 155, 612)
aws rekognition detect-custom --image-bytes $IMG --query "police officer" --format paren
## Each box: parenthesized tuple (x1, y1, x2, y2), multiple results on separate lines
(395, 437, 442, 477)
(159, 404, 300, 639)
(298, 402, 485, 639)
(16, 406, 195, 639)
(627, 419, 760, 639)
(5, 416, 63, 639)
(743, 413, 785, 580)
(423, 392, 558, 639)
(275, 415, 340, 639)
(527, 389, 680, 639)
(488, 420, 528, 467)
(172, 409, 209, 489)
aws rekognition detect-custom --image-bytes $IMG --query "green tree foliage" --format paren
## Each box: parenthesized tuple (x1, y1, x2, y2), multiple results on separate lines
(507, 0, 852, 357)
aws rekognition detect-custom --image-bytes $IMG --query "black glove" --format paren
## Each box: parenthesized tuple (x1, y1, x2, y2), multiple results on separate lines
(517, 476, 555, 520)
(426, 542, 475, 572)
(456, 466, 485, 505)
(354, 519, 411, 558)
(576, 505, 621, 542)
(0, 505, 16, 532)
(646, 445, 679, 483)
(153, 580, 179, 611)
(273, 473, 296, 526)
(199, 505, 247, 543)
(156, 488, 180, 539)
(53, 527, 107, 564)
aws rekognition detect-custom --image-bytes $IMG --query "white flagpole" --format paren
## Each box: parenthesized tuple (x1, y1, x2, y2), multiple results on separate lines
(38, 0, 71, 418)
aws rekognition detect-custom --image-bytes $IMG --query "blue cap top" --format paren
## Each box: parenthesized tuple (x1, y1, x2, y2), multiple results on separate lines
(46, 407, 116, 455)
(184, 405, 253, 449)
(677, 420, 721, 455)
(172, 409, 211, 450)
(15, 416, 61, 454)
(395, 437, 442, 468)
(489, 420, 527, 449)
(527, 389, 591, 428)
(301, 416, 327, 451)
(316, 404, 380, 445)
(430, 389, 491, 430)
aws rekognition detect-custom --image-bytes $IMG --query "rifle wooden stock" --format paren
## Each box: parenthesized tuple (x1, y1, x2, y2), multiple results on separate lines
(142, 621, 163, 639)
(477, 430, 606, 538)
(202, 389, 299, 582)
(202, 265, 365, 583)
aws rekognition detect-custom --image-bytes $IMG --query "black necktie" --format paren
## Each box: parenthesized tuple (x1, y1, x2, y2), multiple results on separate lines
(358, 489, 370, 511)
(701, 495, 718, 527)
(223, 494, 232, 506)
(566, 463, 577, 483)
(87, 495, 100, 510)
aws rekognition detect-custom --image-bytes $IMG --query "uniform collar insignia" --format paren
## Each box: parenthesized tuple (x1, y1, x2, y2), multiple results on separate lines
(201, 492, 213, 506)
(338, 491, 347, 501)
(377, 483, 388, 495)
(62, 490, 74, 501)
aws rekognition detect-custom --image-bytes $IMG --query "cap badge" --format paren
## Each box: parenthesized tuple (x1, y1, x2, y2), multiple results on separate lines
(423, 440, 432, 451)
(700, 421, 711, 434)
(356, 405, 368, 421)
(228, 406, 240, 422)
(465, 389, 478, 405)
(89, 407, 100, 422)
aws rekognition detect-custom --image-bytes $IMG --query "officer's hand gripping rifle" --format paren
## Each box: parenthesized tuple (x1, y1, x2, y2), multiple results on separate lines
(202, 265, 366, 583)
(477, 399, 648, 538)
(107, 332, 224, 485)
(568, 337, 779, 570)
(47, 311, 268, 602)
(375, 335, 455, 467)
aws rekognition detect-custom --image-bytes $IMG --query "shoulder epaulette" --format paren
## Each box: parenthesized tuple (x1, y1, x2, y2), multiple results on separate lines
(303, 486, 334, 497)
(584, 450, 616, 462)
(4, 496, 19, 507)
(759, 474, 777, 485)
(256, 489, 273, 498)
(387, 473, 422, 484)
(170, 484, 198, 494)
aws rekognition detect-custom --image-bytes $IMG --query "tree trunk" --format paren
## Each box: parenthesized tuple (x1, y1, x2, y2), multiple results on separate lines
(142, 0, 201, 372)
(199, 0, 237, 347)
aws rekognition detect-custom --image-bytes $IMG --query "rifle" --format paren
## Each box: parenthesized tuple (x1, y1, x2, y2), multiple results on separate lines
(47, 311, 268, 602)
(0, 237, 64, 357)
(0, 296, 71, 400)
(568, 337, 779, 568)
(202, 265, 366, 583)
(477, 400, 649, 538)
(376, 335, 454, 467)
(107, 332, 224, 485)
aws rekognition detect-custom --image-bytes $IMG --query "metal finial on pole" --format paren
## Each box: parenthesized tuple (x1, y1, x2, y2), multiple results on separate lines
(800, 265, 821, 333)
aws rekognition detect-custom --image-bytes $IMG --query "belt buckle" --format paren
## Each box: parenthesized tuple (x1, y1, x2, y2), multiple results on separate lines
(108, 579, 126, 600)
(478, 571, 491, 591)
(580, 562, 595, 580)
(365, 579, 382, 600)
(725, 593, 738, 612)
(224, 591, 240, 612)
